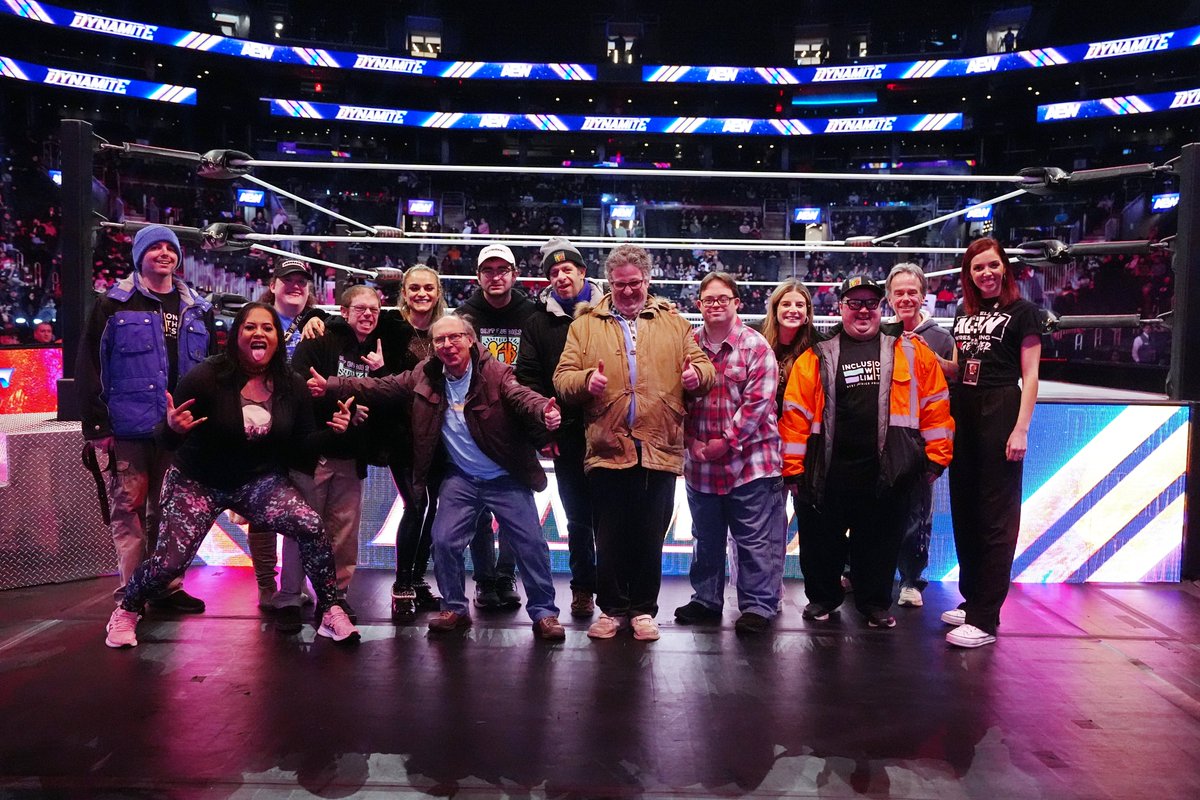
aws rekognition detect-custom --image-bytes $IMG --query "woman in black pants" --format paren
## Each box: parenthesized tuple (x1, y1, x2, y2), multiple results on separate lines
(944, 238, 1042, 648)
(384, 265, 446, 617)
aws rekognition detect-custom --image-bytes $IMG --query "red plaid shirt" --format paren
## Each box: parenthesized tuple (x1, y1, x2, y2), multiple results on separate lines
(684, 319, 782, 494)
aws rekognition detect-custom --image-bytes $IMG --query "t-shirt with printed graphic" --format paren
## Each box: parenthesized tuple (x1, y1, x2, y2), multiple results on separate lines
(831, 332, 881, 481)
(952, 298, 1041, 389)
(150, 288, 181, 389)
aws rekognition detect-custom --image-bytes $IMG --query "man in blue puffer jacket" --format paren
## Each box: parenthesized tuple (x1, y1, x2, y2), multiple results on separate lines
(77, 225, 217, 610)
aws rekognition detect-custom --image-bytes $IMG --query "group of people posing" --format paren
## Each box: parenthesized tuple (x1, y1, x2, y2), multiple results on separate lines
(80, 223, 1040, 651)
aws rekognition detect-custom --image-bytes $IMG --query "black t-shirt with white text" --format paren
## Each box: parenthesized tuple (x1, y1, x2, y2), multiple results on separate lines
(831, 332, 881, 481)
(952, 298, 1041, 389)
(151, 288, 181, 389)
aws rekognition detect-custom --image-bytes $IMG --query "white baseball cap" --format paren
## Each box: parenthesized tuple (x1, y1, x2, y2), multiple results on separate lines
(477, 243, 516, 268)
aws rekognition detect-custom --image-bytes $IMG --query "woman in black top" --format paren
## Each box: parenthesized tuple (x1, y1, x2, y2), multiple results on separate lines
(104, 303, 359, 648)
(944, 238, 1042, 649)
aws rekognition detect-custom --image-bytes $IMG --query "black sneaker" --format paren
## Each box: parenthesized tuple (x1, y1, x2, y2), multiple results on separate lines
(495, 576, 522, 608)
(866, 611, 897, 629)
(148, 589, 206, 614)
(674, 600, 722, 625)
(276, 604, 303, 635)
(391, 582, 416, 618)
(734, 611, 771, 635)
(336, 595, 358, 624)
(474, 581, 501, 609)
(801, 603, 833, 621)
(413, 581, 442, 611)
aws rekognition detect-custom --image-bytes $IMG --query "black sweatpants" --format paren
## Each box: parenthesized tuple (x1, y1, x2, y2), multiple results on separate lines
(798, 472, 911, 617)
(948, 384, 1024, 635)
(589, 463, 676, 618)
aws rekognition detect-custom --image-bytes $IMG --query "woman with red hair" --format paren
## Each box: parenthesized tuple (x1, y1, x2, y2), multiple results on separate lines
(943, 239, 1042, 648)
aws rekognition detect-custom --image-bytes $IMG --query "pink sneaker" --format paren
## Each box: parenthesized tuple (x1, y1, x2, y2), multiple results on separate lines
(105, 607, 139, 648)
(318, 606, 361, 644)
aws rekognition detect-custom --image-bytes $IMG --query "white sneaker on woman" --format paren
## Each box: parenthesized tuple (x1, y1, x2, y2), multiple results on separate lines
(946, 623, 996, 648)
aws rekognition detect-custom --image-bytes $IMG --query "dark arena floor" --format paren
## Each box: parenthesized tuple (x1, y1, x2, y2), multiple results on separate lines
(1, 569, 1199, 800)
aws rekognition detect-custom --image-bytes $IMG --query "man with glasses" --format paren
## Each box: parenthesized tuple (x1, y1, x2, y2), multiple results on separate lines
(274, 285, 388, 632)
(676, 272, 786, 635)
(310, 315, 568, 640)
(554, 244, 715, 642)
(779, 276, 953, 630)
(456, 244, 536, 610)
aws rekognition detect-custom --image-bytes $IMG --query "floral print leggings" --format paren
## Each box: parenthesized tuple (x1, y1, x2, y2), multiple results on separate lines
(121, 467, 337, 616)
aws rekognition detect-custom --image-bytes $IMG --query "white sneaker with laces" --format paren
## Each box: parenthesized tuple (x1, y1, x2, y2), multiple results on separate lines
(105, 607, 139, 648)
(898, 587, 924, 607)
(587, 613, 627, 640)
(318, 606, 361, 643)
(630, 614, 660, 641)
(940, 608, 966, 626)
(946, 623, 996, 648)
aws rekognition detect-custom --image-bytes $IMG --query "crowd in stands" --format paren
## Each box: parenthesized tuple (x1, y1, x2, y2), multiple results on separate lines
(0, 146, 1177, 366)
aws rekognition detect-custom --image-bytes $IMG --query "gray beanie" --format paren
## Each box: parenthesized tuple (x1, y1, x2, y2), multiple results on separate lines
(540, 237, 585, 277)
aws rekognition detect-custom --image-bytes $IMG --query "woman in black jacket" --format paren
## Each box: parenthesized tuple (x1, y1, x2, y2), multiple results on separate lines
(103, 303, 359, 648)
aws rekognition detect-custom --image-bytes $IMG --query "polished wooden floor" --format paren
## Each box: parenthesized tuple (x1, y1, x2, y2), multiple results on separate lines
(1, 568, 1199, 800)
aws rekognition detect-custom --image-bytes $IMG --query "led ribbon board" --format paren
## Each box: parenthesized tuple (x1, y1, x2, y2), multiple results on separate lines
(266, 99, 963, 135)
(0, 54, 195, 103)
(1038, 86, 1200, 122)
(644, 28, 1200, 84)
(0, 1, 595, 80)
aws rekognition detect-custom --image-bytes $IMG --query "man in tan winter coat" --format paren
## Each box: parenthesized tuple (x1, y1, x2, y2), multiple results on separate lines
(555, 244, 715, 642)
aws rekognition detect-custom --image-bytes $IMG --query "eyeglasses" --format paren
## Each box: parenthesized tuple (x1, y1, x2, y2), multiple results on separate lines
(841, 298, 881, 311)
(611, 278, 646, 292)
(699, 295, 736, 309)
(479, 267, 514, 279)
(347, 305, 380, 316)
(433, 332, 470, 346)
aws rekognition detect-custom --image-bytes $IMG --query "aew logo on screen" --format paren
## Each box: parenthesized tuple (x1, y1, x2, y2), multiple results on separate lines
(70, 12, 158, 41)
(45, 70, 130, 95)
(581, 117, 651, 132)
(825, 117, 897, 133)
(706, 68, 740, 82)
(965, 56, 1001, 74)
(1084, 33, 1173, 60)
(1170, 89, 1200, 109)
(813, 65, 885, 82)
(352, 56, 427, 74)
(1043, 102, 1082, 120)
(335, 106, 407, 124)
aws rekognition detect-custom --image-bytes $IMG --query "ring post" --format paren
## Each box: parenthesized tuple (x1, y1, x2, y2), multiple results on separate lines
(57, 119, 97, 422)
(1170, 142, 1200, 579)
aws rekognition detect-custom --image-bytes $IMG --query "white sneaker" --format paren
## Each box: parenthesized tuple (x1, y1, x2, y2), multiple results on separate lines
(946, 623, 996, 648)
(105, 607, 139, 648)
(898, 587, 924, 607)
(630, 614, 660, 641)
(318, 606, 361, 644)
(940, 608, 966, 626)
(587, 613, 627, 640)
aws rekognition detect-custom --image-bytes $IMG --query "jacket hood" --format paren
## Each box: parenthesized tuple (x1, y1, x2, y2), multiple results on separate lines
(538, 278, 605, 318)
(108, 272, 211, 312)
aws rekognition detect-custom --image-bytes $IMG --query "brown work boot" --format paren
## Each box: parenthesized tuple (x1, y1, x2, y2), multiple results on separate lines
(570, 589, 595, 618)
(428, 611, 472, 632)
(533, 615, 566, 640)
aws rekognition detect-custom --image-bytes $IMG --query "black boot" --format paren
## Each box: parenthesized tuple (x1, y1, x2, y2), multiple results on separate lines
(391, 580, 416, 618)
(413, 580, 441, 611)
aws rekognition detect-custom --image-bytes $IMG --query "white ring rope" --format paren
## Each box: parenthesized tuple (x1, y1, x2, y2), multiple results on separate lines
(249, 243, 378, 278)
(242, 174, 378, 235)
(235, 159, 1024, 183)
(240, 232, 1025, 257)
(871, 189, 1029, 244)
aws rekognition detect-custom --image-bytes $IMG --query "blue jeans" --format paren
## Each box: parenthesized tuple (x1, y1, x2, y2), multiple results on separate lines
(686, 476, 787, 618)
(897, 476, 933, 590)
(432, 470, 559, 622)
